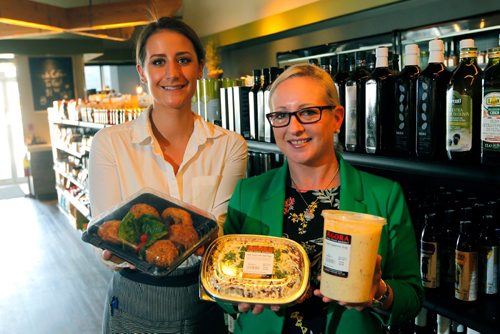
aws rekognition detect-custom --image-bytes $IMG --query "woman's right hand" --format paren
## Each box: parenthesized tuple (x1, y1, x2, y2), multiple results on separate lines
(102, 249, 135, 270)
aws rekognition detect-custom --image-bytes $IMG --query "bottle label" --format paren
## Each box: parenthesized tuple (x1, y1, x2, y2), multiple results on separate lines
(421, 241, 440, 288)
(481, 92, 500, 152)
(455, 250, 478, 301)
(447, 90, 473, 152)
(416, 79, 433, 154)
(365, 81, 378, 153)
(257, 91, 265, 141)
(263, 90, 272, 143)
(323, 230, 351, 277)
(248, 91, 256, 140)
(395, 81, 410, 149)
(345, 85, 358, 148)
(480, 245, 498, 294)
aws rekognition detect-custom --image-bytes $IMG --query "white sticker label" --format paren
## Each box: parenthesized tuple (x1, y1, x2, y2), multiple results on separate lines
(243, 251, 274, 276)
(323, 230, 351, 277)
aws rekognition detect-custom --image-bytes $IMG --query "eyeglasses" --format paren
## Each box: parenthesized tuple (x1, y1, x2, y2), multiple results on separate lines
(266, 105, 335, 128)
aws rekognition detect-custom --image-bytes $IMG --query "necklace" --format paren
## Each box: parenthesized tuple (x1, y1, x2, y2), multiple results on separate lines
(291, 165, 340, 222)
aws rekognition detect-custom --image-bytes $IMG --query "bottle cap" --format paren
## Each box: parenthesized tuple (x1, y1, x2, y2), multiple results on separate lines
(376, 47, 388, 57)
(459, 39, 475, 49)
(429, 39, 444, 51)
(405, 44, 420, 55)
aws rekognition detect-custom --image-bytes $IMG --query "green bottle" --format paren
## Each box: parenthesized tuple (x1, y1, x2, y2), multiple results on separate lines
(446, 39, 483, 164)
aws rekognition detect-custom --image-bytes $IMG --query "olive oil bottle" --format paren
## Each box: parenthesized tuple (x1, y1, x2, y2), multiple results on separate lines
(455, 207, 478, 302)
(394, 44, 420, 158)
(416, 39, 452, 161)
(478, 212, 498, 296)
(420, 212, 440, 288)
(345, 51, 371, 152)
(365, 47, 395, 155)
(446, 39, 483, 164)
(334, 54, 351, 149)
(481, 47, 500, 166)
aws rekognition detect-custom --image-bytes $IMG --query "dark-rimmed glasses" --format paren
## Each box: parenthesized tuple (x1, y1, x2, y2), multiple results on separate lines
(265, 105, 335, 128)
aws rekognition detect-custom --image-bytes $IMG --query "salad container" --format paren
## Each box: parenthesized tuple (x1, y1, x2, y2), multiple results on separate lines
(200, 234, 310, 305)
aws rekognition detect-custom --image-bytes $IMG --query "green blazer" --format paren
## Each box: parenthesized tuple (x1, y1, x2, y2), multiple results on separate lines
(222, 154, 423, 334)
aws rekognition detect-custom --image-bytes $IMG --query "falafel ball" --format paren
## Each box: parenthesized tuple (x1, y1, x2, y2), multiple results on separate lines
(129, 203, 160, 219)
(161, 207, 193, 226)
(145, 239, 179, 268)
(169, 223, 199, 249)
(97, 220, 121, 244)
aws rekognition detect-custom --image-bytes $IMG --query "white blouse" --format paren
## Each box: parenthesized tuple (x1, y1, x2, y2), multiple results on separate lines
(88, 108, 247, 267)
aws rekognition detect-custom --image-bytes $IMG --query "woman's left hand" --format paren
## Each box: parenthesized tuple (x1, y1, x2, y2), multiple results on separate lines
(313, 255, 383, 311)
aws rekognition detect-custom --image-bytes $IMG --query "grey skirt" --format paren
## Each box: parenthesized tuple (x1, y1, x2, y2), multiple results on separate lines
(102, 268, 226, 334)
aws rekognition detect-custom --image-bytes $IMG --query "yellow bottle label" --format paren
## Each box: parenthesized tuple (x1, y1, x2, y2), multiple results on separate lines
(455, 250, 478, 301)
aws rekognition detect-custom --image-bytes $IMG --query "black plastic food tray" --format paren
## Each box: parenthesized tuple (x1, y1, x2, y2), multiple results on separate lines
(82, 192, 218, 276)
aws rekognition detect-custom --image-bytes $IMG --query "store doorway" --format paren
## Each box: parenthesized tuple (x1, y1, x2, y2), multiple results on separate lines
(0, 57, 26, 187)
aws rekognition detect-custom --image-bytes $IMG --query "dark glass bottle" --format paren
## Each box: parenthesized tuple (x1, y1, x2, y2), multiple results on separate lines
(450, 321, 465, 334)
(345, 51, 371, 152)
(394, 44, 421, 158)
(442, 208, 458, 285)
(421, 212, 440, 288)
(478, 212, 498, 296)
(414, 308, 428, 334)
(264, 67, 280, 143)
(365, 47, 395, 155)
(329, 56, 338, 78)
(446, 39, 483, 164)
(319, 57, 331, 76)
(446, 40, 459, 70)
(436, 314, 451, 334)
(248, 69, 261, 140)
(308, 58, 319, 66)
(455, 207, 478, 302)
(481, 47, 500, 166)
(334, 54, 351, 149)
(416, 39, 452, 161)
(334, 54, 351, 107)
(257, 68, 270, 142)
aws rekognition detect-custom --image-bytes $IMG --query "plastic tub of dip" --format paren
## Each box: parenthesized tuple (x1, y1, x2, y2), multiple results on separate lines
(320, 210, 386, 303)
(200, 234, 310, 305)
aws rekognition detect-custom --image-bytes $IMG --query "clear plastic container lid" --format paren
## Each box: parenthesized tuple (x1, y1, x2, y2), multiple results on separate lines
(200, 234, 310, 305)
(82, 188, 218, 276)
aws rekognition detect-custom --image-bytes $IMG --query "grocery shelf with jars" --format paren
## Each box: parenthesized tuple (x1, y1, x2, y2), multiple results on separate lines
(47, 95, 149, 231)
(210, 11, 499, 334)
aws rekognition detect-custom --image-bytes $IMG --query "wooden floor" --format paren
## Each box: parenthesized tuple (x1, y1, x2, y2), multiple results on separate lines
(0, 197, 112, 334)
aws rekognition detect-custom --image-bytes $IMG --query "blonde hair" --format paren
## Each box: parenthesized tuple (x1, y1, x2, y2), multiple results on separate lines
(269, 64, 340, 110)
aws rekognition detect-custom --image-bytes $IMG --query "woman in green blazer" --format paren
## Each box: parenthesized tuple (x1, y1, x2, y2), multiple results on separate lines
(221, 64, 423, 334)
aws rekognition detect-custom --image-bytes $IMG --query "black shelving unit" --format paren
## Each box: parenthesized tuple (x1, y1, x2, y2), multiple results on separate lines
(423, 286, 498, 334)
(245, 141, 498, 333)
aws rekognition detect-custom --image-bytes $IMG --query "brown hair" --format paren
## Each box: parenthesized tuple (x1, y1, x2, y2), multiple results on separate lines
(135, 16, 205, 68)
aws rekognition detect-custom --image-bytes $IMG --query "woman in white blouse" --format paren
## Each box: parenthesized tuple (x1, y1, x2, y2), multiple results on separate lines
(88, 16, 247, 334)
